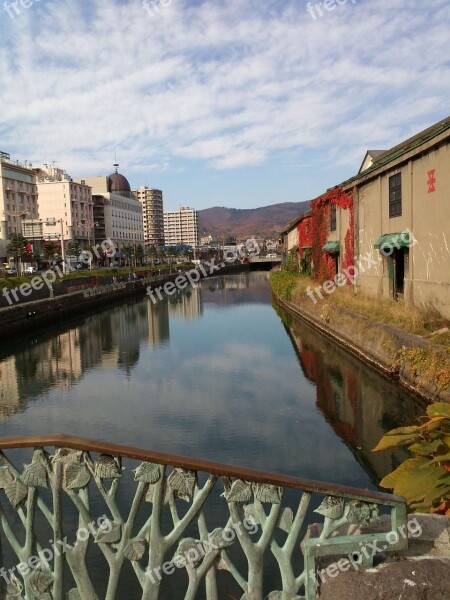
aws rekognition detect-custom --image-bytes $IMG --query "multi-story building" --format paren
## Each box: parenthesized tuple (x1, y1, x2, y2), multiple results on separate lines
(0, 151, 39, 262)
(35, 164, 94, 247)
(164, 206, 199, 247)
(76, 166, 144, 252)
(133, 187, 164, 247)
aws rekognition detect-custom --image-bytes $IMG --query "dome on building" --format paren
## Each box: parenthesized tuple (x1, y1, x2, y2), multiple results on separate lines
(108, 164, 131, 197)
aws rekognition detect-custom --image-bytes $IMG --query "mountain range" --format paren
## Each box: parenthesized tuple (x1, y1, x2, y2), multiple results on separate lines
(197, 201, 310, 241)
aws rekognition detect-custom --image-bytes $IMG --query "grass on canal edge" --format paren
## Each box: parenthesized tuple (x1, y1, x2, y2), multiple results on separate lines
(270, 270, 450, 392)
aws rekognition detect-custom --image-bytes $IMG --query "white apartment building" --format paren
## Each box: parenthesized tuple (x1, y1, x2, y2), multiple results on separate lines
(77, 167, 144, 249)
(35, 165, 94, 246)
(0, 151, 39, 261)
(133, 187, 165, 247)
(164, 206, 199, 247)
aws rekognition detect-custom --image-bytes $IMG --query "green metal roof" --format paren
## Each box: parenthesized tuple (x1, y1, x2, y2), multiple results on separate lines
(322, 241, 340, 253)
(374, 231, 412, 250)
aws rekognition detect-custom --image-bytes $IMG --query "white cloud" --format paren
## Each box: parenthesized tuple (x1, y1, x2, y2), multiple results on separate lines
(0, 0, 449, 181)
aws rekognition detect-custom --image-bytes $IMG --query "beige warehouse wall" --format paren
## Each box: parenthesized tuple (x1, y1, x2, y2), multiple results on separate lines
(356, 141, 450, 317)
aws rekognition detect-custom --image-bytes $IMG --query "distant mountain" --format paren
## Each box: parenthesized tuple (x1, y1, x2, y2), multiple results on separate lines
(198, 201, 311, 240)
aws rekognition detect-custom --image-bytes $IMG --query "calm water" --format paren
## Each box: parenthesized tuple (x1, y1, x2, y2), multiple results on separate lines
(0, 272, 426, 598)
(0, 271, 424, 487)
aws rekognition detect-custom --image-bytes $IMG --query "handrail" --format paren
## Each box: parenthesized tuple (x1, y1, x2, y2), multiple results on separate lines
(0, 434, 403, 505)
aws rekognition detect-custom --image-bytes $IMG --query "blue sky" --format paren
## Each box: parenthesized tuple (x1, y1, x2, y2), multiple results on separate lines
(0, 0, 449, 210)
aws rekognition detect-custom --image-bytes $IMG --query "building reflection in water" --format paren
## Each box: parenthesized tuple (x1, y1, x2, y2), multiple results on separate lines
(280, 309, 426, 486)
(200, 271, 271, 305)
(0, 278, 209, 419)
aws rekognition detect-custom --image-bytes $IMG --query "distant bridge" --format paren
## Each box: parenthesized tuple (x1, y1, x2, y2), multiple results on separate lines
(250, 255, 281, 262)
(249, 255, 282, 270)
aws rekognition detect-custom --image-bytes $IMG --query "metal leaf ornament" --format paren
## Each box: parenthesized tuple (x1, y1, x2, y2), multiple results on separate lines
(314, 496, 345, 520)
(243, 503, 261, 525)
(95, 522, 122, 544)
(278, 507, 294, 533)
(124, 540, 146, 561)
(64, 461, 91, 490)
(29, 568, 54, 594)
(222, 479, 252, 502)
(52, 448, 83, 465)
(346, 501, 380, 525)
(0, 466, 13, 488)
(5, 478, 28, 509)
(173, 537, 202, 567)
(94, 455, 122, 479)
(254, 483, 284, 504)
(205, 527, 235, 550)
(21, 462, 48, 488)
(168, 468, 196, 501)
(133, 462, 162, 484)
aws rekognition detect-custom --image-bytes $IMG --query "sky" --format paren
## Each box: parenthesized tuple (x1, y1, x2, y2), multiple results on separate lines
(0, 0, 449, 211)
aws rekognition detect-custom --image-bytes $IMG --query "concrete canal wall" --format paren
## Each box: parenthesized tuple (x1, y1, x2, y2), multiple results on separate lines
(275, 295, 450, 404)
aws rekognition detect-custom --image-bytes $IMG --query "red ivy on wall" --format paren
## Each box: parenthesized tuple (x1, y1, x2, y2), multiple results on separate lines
(311, 187, 354, 282)
(297, 215, 313, 256)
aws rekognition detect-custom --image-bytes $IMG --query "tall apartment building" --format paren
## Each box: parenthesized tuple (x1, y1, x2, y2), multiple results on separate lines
(0, 151, 39, 261)
(35, 165, 94, 247)
(164, 206, 199, 247)
(133, 187, 165, 247)
(77, 166, 144, 250)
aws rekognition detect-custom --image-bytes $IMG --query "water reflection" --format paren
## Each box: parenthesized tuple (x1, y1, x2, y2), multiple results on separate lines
(0, 273, 424, 491)
(280, 309, 425, 485)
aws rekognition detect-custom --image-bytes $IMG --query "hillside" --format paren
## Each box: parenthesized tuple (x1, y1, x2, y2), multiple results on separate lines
(198, 201, 311, 240)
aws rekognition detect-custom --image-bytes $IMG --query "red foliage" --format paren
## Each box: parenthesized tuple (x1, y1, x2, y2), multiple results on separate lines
(311, 187, 354, 282)
(297, 214, 313, 256)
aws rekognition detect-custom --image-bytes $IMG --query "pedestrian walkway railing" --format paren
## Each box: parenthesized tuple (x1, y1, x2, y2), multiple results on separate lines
(0, 435, 407, 600)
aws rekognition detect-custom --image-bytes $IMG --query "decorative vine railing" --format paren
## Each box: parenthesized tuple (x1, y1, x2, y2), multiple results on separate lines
(0, 436, 407, 600)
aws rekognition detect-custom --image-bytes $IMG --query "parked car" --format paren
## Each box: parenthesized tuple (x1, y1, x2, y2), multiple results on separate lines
(25, 266, 37, 274)
(6, 268, 17, 275)
(266, 253, 278, 259)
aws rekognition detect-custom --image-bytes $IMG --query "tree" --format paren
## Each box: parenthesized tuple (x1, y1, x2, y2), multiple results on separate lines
(146, 245, 157, 266)
(66, 241, 81, 259)
(135, 244, 144, 266)
(121, 245, 134, 265)
(41, 242, 59, 264)
(6, 234, 30, 274)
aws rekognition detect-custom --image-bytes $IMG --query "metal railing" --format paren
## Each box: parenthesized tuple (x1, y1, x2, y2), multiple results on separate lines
(0, 435, 407, 600)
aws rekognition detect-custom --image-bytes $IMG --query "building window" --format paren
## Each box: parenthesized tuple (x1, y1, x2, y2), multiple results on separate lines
(389, 173, 402, 217)
(330, 204, 337, 231)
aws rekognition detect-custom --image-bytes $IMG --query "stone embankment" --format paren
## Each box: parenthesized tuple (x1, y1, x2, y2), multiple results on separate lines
(274, 295, 450, 404)
(317, 514, 450, 600)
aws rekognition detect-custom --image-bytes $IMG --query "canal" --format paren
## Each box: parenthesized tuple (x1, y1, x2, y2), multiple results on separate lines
(0, 271, 424, 489)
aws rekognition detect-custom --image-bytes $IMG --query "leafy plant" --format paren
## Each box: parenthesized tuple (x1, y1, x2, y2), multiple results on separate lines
(286, 246, 299, 273)
(373, 402, 450, 513)
(270, 270, 301, 301)
(6, 234, 31, 273)
(66, 241, 81, 258)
